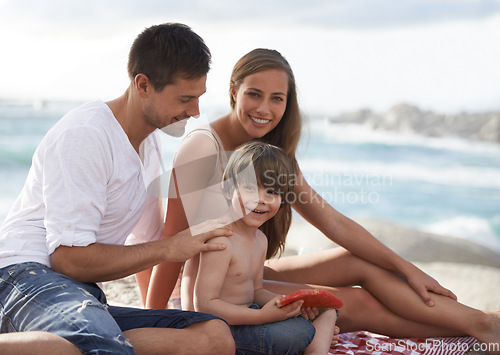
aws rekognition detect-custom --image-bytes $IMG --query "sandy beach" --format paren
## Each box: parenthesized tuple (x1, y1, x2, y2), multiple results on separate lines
(102, 218, 500, 311)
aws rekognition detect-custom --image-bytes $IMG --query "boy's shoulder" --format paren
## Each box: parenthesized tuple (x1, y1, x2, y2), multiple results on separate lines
(255, 229, 268, 246)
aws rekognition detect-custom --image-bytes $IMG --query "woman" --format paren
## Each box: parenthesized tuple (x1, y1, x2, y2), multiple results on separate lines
(144, 48, 500, 344)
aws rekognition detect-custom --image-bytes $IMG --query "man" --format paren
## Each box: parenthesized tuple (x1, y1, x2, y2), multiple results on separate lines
(0, 23, 235, 354)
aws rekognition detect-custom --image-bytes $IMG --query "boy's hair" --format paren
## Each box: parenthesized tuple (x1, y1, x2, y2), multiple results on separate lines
(128, 23, 211, 91)
(229, 48, 301, 173)
(222, 141, 295, 259)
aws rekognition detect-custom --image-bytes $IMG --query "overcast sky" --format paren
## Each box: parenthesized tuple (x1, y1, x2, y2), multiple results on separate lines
(1, 0, 499, 115)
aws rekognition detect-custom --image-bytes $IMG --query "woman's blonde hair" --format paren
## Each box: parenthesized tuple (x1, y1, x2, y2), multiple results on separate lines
(222, 142, 295, 259)
(229, 48, 301, 172)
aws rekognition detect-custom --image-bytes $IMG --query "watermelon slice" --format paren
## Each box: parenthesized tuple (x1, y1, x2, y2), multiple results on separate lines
(276, 289, 343, 309)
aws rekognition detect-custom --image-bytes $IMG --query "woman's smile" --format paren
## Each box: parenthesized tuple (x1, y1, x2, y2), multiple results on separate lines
(249, 115, 271, 125)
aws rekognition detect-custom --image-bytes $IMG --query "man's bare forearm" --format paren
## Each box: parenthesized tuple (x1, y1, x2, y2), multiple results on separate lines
(50, 219, 232, 283)
(50, 241, 169, 283)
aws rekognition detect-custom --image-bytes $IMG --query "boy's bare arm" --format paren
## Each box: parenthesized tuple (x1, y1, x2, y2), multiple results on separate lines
(194, 237, 256, 323)
(253, 234, 278, 306)
(254, 287, 280, 306)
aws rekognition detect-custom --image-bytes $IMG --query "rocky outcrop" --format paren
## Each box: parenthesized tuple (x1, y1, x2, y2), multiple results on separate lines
(328, 103, 500, 144)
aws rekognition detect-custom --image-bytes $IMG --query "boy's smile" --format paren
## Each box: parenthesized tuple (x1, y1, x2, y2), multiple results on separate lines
(230, 183, 281, 229)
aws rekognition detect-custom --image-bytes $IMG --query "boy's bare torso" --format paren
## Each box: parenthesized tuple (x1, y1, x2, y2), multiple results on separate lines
(187, 227, 268, 307)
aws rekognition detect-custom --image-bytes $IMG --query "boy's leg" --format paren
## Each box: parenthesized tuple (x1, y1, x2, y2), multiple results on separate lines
(0, 262, 134, 354)
(229, 312, 315, 354)
(304, 309, 338, 355)
(262, 315, 316, 354)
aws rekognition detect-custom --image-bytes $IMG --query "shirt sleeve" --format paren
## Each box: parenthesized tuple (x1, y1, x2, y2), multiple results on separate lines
(42, 126, 111, 255)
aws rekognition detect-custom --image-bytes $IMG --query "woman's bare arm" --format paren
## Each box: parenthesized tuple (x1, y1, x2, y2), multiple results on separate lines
(145, 133, 223, 308)
(291, 168, 456, 305)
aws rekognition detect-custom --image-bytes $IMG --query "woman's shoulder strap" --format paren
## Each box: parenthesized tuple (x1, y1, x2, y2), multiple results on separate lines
(180, 124, 229, 174)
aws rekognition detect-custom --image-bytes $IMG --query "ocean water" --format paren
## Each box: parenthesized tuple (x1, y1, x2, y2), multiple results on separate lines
(298, 119, 500, 252)
(1, 100, 500, 252)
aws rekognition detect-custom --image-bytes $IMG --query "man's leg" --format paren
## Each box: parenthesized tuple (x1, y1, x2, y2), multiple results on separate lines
(0, 331, 82, 355)
(109, 306, 235, 354)
(123, 319, 235, 355)
(0, 262, 134, 354)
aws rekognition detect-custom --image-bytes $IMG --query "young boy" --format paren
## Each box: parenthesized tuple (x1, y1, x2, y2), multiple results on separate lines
(186, 141, 339, 354)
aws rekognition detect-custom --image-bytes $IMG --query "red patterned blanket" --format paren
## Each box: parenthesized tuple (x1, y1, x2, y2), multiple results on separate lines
(330, 331, 479, 355)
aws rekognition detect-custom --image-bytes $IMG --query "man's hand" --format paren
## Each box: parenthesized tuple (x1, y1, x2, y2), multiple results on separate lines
(50, 218, 233, 283)
(162, 218, 233, 262)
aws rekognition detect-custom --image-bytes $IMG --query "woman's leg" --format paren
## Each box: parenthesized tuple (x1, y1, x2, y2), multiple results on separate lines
(264, 248, 500, 345)
(264, 280, 460, 338)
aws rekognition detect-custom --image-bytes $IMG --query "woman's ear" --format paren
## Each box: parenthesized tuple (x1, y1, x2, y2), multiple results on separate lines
(230, 83, 238, 102)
